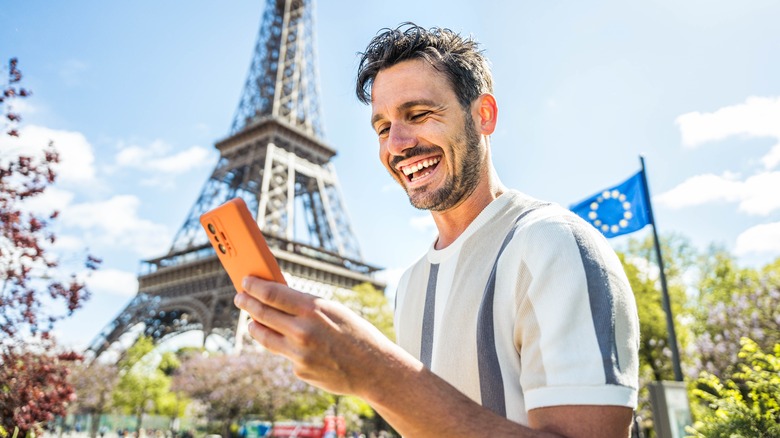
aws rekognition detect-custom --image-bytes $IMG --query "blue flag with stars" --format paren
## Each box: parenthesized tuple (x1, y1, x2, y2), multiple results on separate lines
(570, 171, 651, 238)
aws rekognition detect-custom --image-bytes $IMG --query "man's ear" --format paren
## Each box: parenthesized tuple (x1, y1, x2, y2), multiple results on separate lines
(475, 93, 498, 135)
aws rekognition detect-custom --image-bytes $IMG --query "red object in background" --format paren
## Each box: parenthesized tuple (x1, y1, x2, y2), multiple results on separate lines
(270, 416, 346, 438)
(323, 416, 346, 438)
(336, 417, 346, 437)
(271, 424, 323, 438)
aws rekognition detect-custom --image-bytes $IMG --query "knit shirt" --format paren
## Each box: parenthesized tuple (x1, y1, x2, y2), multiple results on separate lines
(394, 190, 639, 425)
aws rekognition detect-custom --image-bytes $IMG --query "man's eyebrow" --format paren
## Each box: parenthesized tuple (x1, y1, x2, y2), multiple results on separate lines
(371, 99, 441, 127)
(370, 112, 384, 127)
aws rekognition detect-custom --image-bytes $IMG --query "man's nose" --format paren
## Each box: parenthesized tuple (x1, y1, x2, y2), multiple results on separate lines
(386, 123, 417, 156)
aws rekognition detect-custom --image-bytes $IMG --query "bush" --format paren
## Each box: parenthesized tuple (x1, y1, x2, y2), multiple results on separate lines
(686, 338, 780, 437)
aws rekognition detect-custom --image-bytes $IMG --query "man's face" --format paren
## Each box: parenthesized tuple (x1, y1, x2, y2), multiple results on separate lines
(370, 59, 484, 212)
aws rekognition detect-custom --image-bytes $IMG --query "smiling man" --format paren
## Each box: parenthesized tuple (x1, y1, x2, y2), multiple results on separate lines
(235, 23, 640, 437)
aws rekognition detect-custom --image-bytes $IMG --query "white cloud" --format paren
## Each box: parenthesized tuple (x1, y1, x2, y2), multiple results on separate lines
(762, 143, 780, 169)
(655, 171, 780, 216)
(675, 96, 780, 170)
(21, 186, 75, 215)
(51, 234, 87, 253)
(152, 146, 212, 173)
(0, 125, 96, 184)
(86, 268, 139, 297)
(116, 140, 213, 174)
(5, 96, 37, 117)
(58, 194, 171, 257)
(654, 173, 741, 207)
(735, 222, 780, 256)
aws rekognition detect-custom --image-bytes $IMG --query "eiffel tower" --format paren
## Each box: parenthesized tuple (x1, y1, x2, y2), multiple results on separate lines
(86, 0, 383, 360)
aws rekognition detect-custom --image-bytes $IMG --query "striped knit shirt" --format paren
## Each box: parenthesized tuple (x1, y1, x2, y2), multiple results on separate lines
(394, 190, 639, 425)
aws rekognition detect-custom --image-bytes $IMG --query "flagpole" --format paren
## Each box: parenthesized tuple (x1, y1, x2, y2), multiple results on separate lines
(639, 156, 684, 382)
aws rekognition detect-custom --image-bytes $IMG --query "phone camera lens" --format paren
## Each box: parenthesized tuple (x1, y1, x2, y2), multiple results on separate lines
(208, 223, 216, 234)
(218, 244, 227, 254)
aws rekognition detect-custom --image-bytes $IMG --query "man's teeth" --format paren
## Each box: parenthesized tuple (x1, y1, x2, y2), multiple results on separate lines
(402, 157, 441, 176)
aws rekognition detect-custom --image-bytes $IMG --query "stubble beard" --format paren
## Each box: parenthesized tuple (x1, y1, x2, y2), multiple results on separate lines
(404, 111, 484, 212)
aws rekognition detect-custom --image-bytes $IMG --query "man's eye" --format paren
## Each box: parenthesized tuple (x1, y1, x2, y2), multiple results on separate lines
(411, 111, 430, 121)
(377, 126, 389, 137)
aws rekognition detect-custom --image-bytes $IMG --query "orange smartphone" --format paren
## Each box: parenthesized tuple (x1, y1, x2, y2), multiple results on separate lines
(199, 197, 287, 293)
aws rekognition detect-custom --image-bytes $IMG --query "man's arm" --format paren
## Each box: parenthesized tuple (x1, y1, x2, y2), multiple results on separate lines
(234, 277, 632, 438)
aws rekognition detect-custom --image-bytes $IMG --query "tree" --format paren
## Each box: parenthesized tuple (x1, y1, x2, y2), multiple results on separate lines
(336, 282, 395, 341)
(0, 58, 29, 138)
(112, 336, 172, 433)
(1, 58, 100, 437)
(0, 350, 81, 437)
(686, 338, 780, 437)
(692, 249, 780, 380)
(332, 283, 394, 432)
(1, 57, 100, 340)
(618, 233, 697, 433)
(172, 349, 319, 438)
(621, 252, 676, 382)
(622, 233, 696, 375)
(155, 350, 189, 432)
(68, 361, 119, 438)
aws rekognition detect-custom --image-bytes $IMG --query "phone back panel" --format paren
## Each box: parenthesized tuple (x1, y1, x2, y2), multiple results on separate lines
(199, 198, 287, 293)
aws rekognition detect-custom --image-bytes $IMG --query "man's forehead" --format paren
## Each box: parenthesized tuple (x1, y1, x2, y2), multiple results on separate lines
(370, 60, 451, 114)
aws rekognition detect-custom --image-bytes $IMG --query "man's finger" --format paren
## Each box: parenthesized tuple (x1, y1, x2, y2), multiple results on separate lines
(246, 319, 290, 356)
(234, 292, 300, 338)
(242, 276, 311, 315)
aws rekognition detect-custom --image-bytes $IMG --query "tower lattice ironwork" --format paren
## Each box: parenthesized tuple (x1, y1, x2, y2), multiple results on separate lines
(86, 0, 382, 360)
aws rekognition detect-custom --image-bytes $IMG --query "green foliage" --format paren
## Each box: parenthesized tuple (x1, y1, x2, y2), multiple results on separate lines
(276, 391, 333, 421)
(619, 252, 673, 381)
(155, 390, 189, 420)
(697, 246, 756, 305)
(336, 282, 395, 341)
(618, 233, 697, 431)
(158, 351, 181, 377)
(338, 395, 375, 432)
(118, 336, 155, 370)
(761, 257, 780, 289)
(622, 233, 695, 379)
(112, 336, 188, 430)
(693, 250, 780, 379)
(113, 370, 169, 414)
(686, 338, 780, 437)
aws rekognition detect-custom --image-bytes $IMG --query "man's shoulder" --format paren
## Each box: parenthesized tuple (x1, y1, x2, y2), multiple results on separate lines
(502, 189, 582, 228)
(501, 190, 612, 251)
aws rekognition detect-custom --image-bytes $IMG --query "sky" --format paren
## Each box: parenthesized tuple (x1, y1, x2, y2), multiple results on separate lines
(2, 0, 779, 351)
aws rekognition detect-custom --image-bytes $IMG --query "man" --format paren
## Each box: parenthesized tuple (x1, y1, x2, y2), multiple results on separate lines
(235, 23, 639, 437)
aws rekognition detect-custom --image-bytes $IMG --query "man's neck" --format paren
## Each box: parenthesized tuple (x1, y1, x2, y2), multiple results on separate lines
(431, 173, 505, 250)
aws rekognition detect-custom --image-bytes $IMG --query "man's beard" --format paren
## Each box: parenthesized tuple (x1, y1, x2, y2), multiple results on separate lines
(396, 111, 484, 212)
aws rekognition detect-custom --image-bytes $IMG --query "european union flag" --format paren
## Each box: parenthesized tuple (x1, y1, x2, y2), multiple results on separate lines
(570, 171, 651, 238)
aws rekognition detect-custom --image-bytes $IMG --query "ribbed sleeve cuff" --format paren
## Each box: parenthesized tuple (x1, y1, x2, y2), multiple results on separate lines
(524, 385, 637, 410)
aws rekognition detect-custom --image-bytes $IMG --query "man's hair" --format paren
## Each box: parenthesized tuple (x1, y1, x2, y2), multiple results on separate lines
(356, 22, 493, 109)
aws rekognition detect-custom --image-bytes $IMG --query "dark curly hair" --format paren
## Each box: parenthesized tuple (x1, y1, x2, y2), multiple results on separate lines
(355, 22, 493, 110)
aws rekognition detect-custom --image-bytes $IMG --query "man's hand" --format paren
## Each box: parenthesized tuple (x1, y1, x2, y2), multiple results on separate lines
(234, 276, 394, 396)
